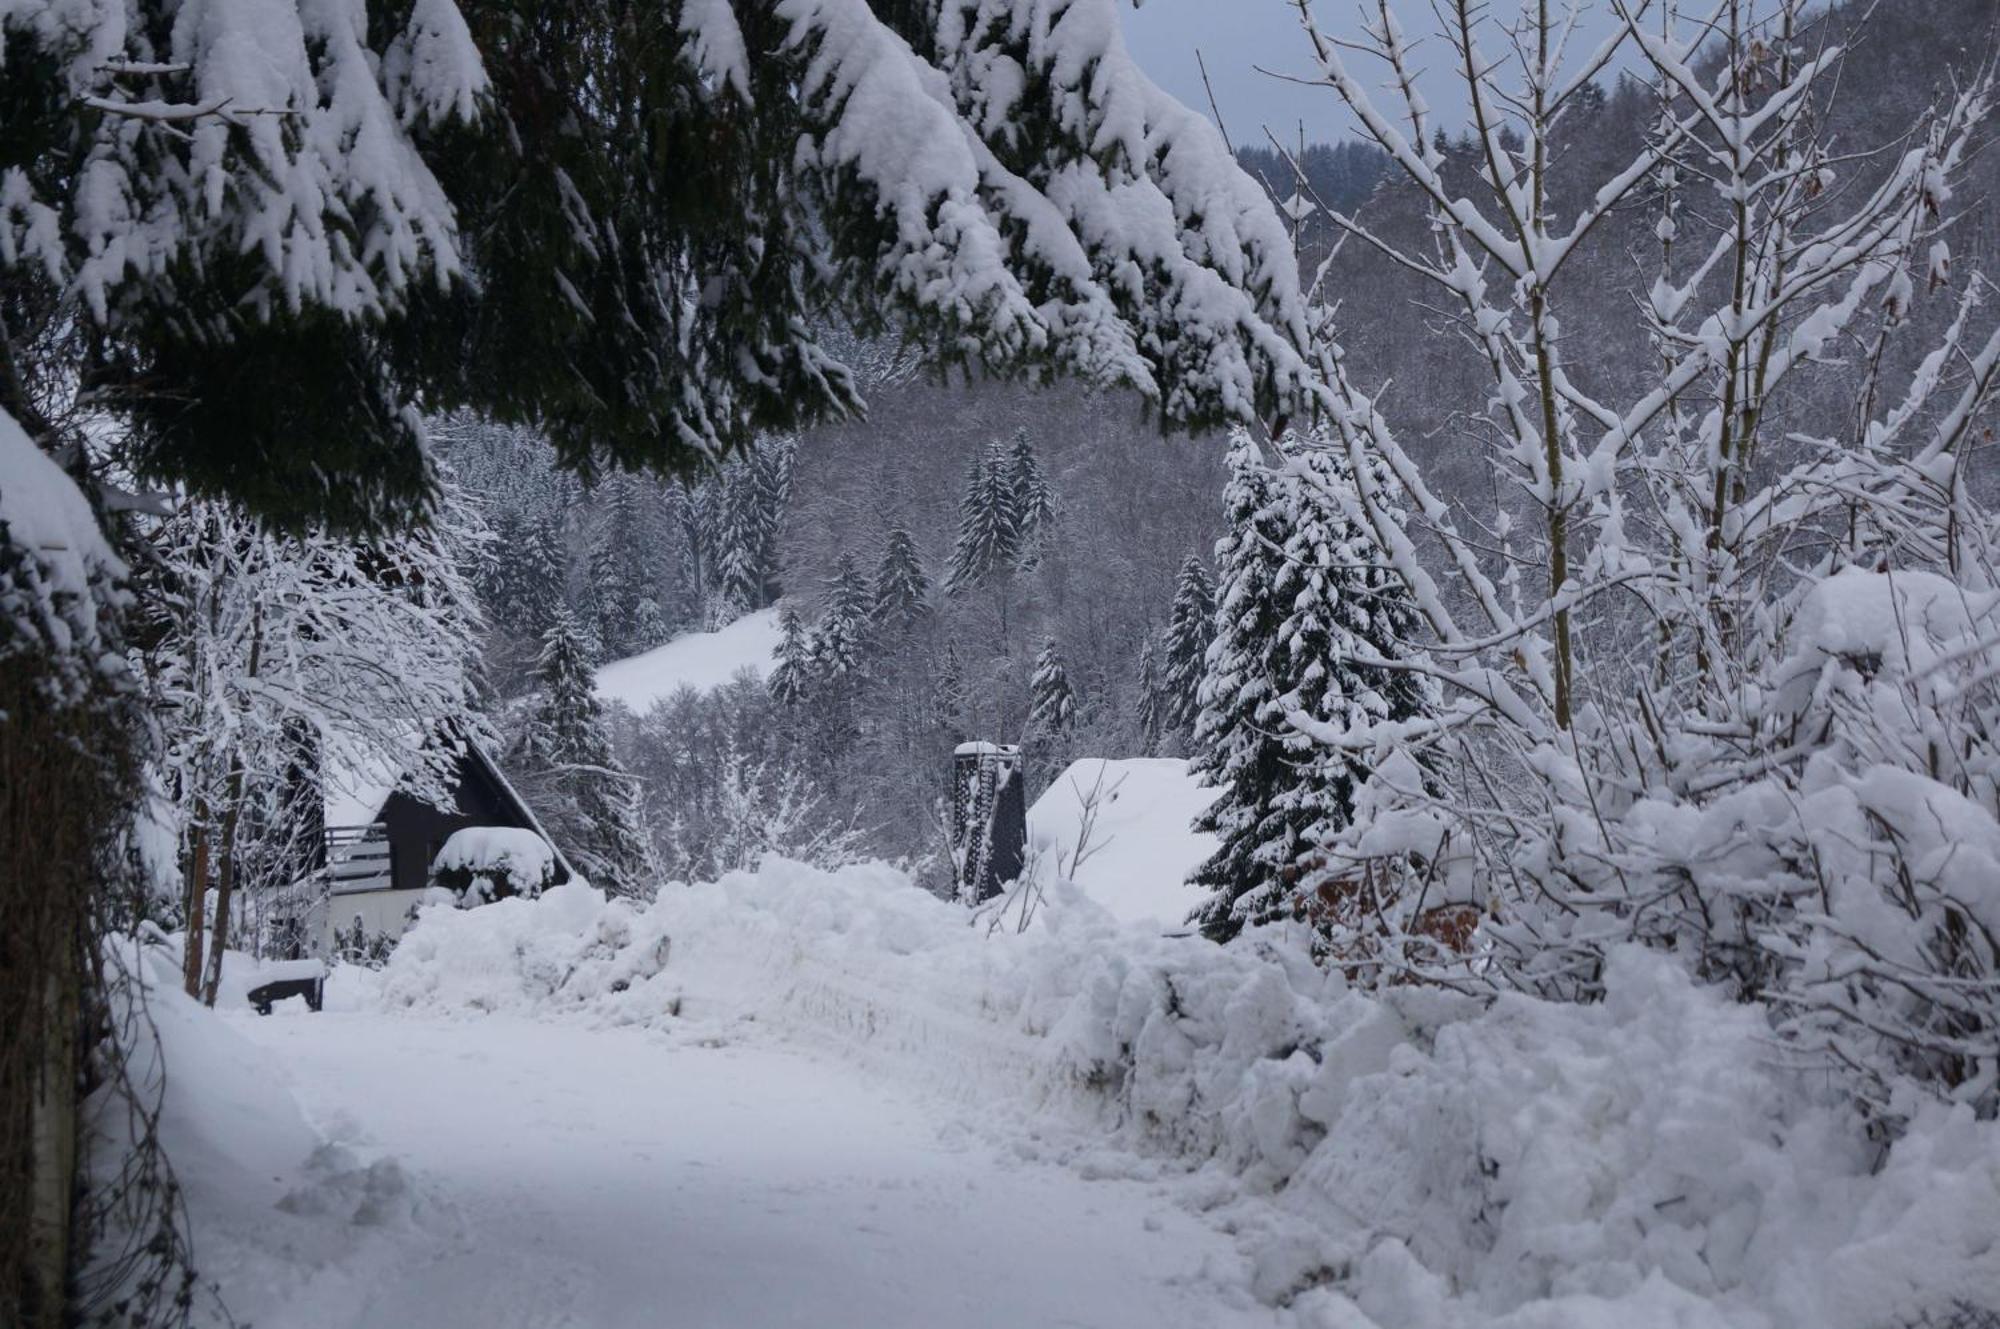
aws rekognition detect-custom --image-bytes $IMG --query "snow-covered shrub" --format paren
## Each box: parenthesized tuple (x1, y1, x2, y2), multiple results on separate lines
(1266, 0, 2000, 1125)
(1611, 569, 2000, 1120)
(429, 827, 559, 905)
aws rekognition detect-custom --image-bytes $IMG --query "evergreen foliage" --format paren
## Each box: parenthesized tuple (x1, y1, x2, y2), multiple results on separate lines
(944, 441, 1020, 593)
(1135, 635, 1164, 755)
(871, 528, 931, 630)
(1028, 636, 1078, 789)
(521, 609, 653, 899)
(1160, 554, 1216, 742)
(588, 476, 666, 661)
(1189, 433, 1433, 943)
(716, 440, 796, 615)
(768, 606, 814, 708)
(480, 508, 567, 645)
(812, 555, 874, 680)
(1028, 638, 1077, 736)
(1002, 430, 1056, 571)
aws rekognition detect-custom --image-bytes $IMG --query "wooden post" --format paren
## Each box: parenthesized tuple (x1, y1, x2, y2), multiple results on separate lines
(950, 742, 1025, 905)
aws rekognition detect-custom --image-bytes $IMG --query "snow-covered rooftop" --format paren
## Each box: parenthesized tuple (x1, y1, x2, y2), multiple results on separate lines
(1026, 757, 1219, 928)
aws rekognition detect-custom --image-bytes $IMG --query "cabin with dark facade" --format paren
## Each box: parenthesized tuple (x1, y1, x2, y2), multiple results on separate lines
(315, 737, 573, 953)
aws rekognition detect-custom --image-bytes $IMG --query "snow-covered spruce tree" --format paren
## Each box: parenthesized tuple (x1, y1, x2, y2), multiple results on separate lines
(945, 441, 1021, 594)
(1159, 554, 1216, 747)
(715, 439, 795, 618)
(812, 555, 875, 681)
(1003, 430, 1056, 572)
(1281, 0, 2000, 1117)
(481, 508, 569, 650)
(871, 527, 931, 631)
(1134, 635, 1164, 755)
(4, 0, 1323, 1313)
(587, 476, 660, 661)
(518, 610, 653, 899)
(1189, 432, 1433, 944)
(768, 606, 814, 709)
(1027, 636, 1078, 787)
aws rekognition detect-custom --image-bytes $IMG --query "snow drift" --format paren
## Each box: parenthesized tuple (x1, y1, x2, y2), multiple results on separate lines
(379, 858, 2000, 1329)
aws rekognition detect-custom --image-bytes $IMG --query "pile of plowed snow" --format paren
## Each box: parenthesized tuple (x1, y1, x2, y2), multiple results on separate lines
(379, 859, 2000, 1329)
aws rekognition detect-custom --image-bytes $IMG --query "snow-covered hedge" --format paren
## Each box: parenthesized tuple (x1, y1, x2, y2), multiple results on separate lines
(379, 859, 2000, 1328)
(429, 826, 558, 904)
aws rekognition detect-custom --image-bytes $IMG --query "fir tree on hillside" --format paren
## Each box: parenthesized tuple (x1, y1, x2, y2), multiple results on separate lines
(588, 476, 665, 661)
(481, 508, 568, 647)
(1003, 430, 1057, 572)
(1189, 434, 1433, 943)
(945, 441, 1020, 592)
(812, 555, 875, 679)
(769, 606, 815, 708)
(519, 609, 654, 899)
(1029, 638, 1077, 736)
(1136, 635, 1165, 755)
(717, 439, 797, 616)
(1028, 637, 1079, 786)
(1160, 554, 1216, 743)
(871, 527, 931, 630)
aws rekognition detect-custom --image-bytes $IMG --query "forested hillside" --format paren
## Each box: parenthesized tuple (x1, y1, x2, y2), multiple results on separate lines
(442, 0, 2000, 890)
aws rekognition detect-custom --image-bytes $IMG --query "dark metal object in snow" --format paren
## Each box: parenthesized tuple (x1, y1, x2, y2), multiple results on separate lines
(951, 743, 1025, 905)
(247, 975, 325, 1016)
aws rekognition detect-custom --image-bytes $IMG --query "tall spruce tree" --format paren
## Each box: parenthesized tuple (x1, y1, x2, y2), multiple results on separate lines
(1003, 430, 1056, 572)
(812, 554, 874, 680)
(768, 605, 814, 708)
(871, 527, 931, 630)
(1029, 638, 1078, 736)
(1136, 634, 1165, 755)
(1189, 433, 1432, 943)
(1161, 554, 1217, 742)
(716, 439, 796, 616)
(944, 441, 1020, 592)
(1028, 636, 1078, 788)
(521, 609, 654, 899)
(588, 475, 660, 660)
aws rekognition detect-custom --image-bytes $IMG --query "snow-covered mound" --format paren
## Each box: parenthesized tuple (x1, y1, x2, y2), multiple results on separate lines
(1027, 758, 1218, 927)
(594, 608, 782, 711)
(379, 859, 2000, 1329)
(94, 940, 442, 1322)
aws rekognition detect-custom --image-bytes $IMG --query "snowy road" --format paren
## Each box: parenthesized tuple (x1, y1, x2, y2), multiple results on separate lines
(227, 1010, 1282, 1329)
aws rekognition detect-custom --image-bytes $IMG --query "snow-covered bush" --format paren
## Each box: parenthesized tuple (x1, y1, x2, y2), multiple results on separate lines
(429, 827, 559, 905)
(1268, 0, 2000, 1124)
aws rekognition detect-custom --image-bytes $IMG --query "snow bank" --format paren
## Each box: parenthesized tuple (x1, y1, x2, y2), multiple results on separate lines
(1026, 757, 1219, 927)
(594, 608, 782, 711)
(378, 859, 2000, 1328)
(91, 940, 446, 1323)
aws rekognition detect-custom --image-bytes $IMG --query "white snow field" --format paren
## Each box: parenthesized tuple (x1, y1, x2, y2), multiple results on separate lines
(1026, 757, 1220, 928)
(594, 609, 782, 712)
(150, 860, 2000, 1329)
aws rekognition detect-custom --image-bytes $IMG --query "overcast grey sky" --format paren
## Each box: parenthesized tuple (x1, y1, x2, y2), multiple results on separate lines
(1118, 1, 1640, 147)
